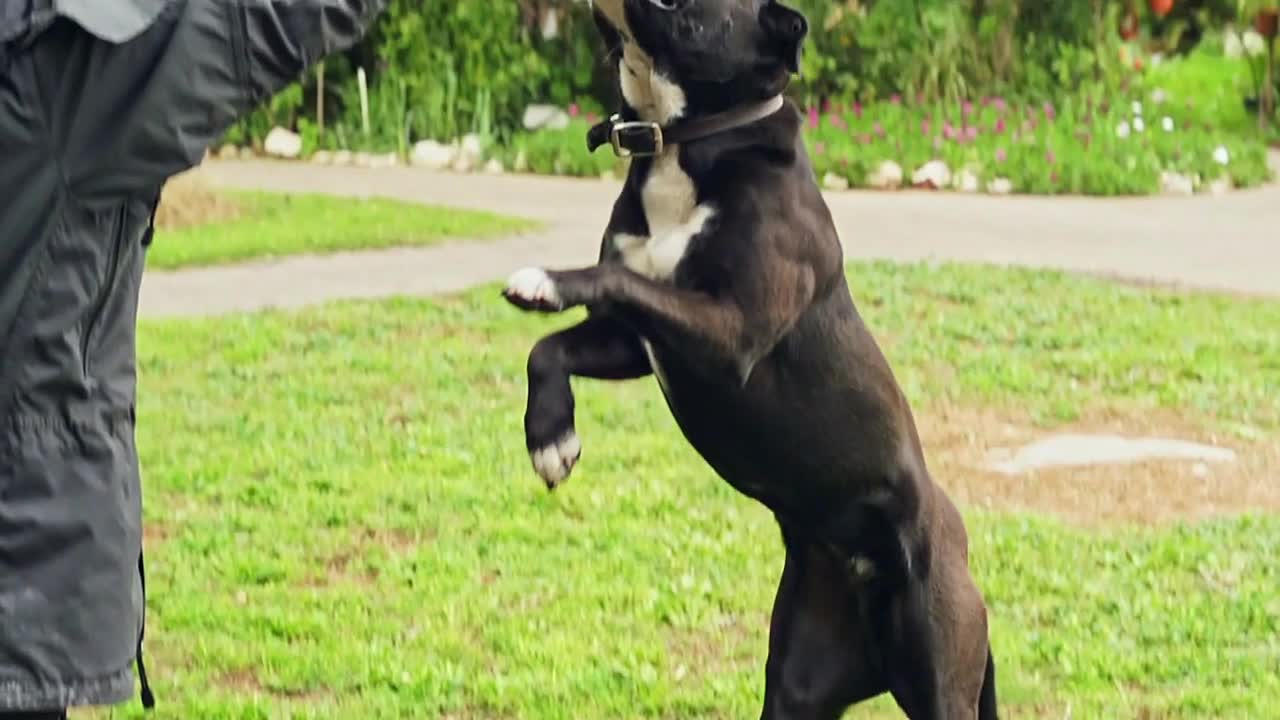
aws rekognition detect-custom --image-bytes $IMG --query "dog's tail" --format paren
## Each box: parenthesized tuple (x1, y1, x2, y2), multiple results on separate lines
(978, 647, 998, 720)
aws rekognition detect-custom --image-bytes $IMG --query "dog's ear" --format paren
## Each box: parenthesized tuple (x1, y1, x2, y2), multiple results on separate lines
(760, 1, 808, 74)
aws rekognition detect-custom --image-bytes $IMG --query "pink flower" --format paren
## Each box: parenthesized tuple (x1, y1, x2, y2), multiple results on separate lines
(821, 98, 833, 113)
(994, 117, 1007, 134)
(1043, 102, 1056, 120)
(1045, 150, 1056, 164)
(859, 133, 873, 145)
(1051, 171, 1061, 184)
(873, 122, 885, 137)
(921, 119, 932, 135)
(853, 101, 863, 118)
(586, 113, 599, 124)
(992, 97, 1008, 112)
(962, 101, 975, 116)
(889, 94, 902, 105)
(995, 147, 1007, 162)
(807, 107, 819, 129)
(965, 126, 979, 141)
(943, 122, 957, 140)
(830, 115, 847, 130)
(568, 103, 580, 117)
(814, 142, 826, 155)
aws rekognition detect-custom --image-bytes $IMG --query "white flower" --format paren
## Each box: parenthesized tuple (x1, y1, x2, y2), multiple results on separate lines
(1152, 89, 1168, 105)
(1213, 145, 1231, 166)
(1161, 116, 1174, 132)
(1116, 120, 1132, 139)
(1133, 117, 1146, 133)
(1243, 30, 1266, 57)
(1132, 101, 1143, 115)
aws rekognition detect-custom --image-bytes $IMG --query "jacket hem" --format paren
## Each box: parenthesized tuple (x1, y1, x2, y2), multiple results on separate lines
(0, 667, 133, 711)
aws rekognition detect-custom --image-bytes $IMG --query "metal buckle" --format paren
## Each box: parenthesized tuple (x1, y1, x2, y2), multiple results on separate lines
(609, 117, 664, 158)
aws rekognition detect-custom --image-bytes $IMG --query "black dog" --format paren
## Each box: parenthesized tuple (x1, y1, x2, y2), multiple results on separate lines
(502, 1, 996, 717)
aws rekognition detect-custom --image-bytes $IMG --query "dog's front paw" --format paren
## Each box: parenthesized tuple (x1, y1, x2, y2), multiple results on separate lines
(530, 431, 581, 490)
(503, 267, 565, 313)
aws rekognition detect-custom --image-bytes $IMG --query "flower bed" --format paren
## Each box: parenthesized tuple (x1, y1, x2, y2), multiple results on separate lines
(495, 91, 1272, 196)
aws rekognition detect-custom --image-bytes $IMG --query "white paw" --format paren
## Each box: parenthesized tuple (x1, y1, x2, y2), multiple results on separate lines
(505, 267, 563, 309)
(531, 431, 581, 489)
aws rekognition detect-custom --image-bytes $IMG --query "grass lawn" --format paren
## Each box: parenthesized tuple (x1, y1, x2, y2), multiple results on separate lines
(147, 190, 536, 270)
(98, 263, 1280, 719)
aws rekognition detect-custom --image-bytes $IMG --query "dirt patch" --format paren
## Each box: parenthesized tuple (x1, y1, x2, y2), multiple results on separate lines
(917, 403, 1280, 526)
(155, 170, 243, 230)
(214, 667, 332, 702)
(300, 526, 432, 588)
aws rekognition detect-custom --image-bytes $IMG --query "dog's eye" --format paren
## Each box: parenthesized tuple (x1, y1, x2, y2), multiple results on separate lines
(647, 0, 682, 10)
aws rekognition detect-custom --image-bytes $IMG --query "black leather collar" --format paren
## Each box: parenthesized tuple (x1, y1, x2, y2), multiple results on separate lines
(587, 94, 786, 157)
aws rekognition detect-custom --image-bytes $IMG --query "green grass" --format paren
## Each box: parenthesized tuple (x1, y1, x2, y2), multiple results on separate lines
(1147, 48, 1280, 146)
(103, 263, 1280, 719)
(147, 192, 536, 270)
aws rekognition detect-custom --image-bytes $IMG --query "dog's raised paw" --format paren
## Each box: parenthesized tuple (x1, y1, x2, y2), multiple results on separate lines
(531, 431, 581, 489)
(504, 267, 564, 312)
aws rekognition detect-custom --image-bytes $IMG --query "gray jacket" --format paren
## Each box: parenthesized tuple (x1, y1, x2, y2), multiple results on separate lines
(0, 0, 384, 710)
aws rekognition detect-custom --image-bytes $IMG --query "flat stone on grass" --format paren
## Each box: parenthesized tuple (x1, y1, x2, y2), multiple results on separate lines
(986, 433, 1237, 475)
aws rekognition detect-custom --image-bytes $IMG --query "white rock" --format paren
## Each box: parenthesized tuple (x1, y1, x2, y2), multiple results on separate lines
(912, 160, 951, 189)
(1207, 175, 1233, 195)
(311, 150, 333, 165)
(483, 158, 505, 175)
(513, 150, 529, 173)
(822, 172, 850, 191)
(216, 145, 238, 160)
(239, 146, 256, 160)
(522, 104, 571, 131)
(263, 126, 303, 159)
(954, 168, 981, 193)
(1160, 171, 1195, 196)
(458, 134, 484, 164)
(332, 150, 353, 166)
(867, 160, 904, 190)
(409, 140, 454, 170)
(986, 177, 1013, 195)
(353, 151, 373, 168)
(367, 152, 399, 168)
(986, 434, 1236, 475)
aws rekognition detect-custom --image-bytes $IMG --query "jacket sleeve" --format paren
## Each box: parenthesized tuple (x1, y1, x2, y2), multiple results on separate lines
(55, 0, 386, 201)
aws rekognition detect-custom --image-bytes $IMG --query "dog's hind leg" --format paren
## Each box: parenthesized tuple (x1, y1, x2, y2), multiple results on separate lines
(875, 534, 992, 720)
(521, 314, 651, 488)
(760, 527, 887, 720)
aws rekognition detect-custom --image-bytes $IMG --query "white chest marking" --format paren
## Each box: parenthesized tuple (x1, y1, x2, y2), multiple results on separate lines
(610, 115, 716, 282)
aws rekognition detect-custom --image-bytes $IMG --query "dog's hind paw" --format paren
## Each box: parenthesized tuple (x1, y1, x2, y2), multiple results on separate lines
(531, 431, 581, 490)
(503, 267, 564, 312)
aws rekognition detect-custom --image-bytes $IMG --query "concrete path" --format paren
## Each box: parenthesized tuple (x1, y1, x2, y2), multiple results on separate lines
(139, 153, 1280, 318)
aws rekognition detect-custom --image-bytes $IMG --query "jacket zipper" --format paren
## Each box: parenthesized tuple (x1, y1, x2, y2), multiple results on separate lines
(81, 205, 128, 381)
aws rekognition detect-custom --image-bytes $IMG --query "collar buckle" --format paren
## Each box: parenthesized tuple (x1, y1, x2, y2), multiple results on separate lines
(609, 116, 664, 158)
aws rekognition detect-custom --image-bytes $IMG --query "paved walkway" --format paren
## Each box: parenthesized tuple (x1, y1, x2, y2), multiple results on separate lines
(138, 153, 1280, 318)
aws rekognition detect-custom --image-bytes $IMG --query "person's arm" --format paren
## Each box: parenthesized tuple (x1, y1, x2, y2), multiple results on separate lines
(37, 0, 386, 202)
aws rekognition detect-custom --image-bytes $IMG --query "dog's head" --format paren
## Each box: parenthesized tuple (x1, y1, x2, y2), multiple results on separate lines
(591, 0, 808, 123)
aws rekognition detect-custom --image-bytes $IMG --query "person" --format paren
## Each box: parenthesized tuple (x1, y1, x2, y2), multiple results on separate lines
(0, 1, 387, 716)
